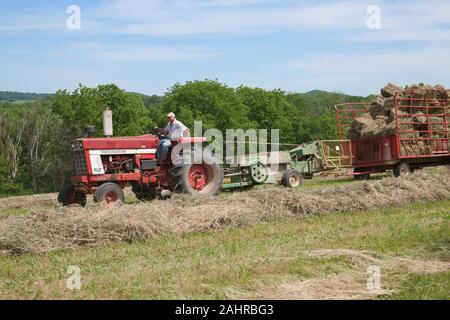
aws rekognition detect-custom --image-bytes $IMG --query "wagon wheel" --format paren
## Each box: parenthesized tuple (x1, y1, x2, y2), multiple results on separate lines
(393, 162, 411, 177)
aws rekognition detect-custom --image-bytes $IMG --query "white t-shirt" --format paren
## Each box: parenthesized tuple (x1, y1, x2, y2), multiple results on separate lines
(165, 120, 188, 140)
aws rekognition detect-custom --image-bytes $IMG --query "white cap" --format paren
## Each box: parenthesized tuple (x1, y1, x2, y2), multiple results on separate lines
(167, 112, 175, 118)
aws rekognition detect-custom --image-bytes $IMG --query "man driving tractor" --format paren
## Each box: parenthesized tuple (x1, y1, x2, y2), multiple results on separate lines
(156, 112, 190, 162)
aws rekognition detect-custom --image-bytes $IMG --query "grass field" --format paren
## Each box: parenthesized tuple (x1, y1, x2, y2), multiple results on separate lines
(0, 198, 448, 299)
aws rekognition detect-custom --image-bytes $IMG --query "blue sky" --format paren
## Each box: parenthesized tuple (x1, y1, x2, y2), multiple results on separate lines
(1, 0, 449, 96)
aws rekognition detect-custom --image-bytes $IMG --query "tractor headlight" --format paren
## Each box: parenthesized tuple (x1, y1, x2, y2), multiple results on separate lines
(71, 142, 75, 150)
(79, 141, 83, 149)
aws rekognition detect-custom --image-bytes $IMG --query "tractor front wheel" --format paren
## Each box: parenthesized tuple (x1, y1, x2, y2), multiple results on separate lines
(282, 169, 302, 188)
(94, 182, 125, 205)
(58, 184, 87, 207)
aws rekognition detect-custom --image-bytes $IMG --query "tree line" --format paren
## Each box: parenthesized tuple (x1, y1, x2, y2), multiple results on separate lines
(0, 80, 368, 196)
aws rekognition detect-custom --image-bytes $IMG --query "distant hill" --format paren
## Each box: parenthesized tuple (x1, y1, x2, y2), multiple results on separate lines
(0, 91, 53, 102)
(0, 89, 370, 107)
(286, 90, 370, 115)
(302, 90, 368, 101)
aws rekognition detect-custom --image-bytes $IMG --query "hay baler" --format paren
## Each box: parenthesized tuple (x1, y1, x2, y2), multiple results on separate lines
(221, 151, 301, 189)
(288, 140, 352, 178)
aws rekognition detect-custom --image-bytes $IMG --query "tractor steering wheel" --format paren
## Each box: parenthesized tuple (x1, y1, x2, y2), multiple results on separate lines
(154, 127, 168, 139)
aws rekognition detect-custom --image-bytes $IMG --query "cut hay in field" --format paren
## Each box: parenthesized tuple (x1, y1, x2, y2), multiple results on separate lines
(0, 193, 57, 210)
(0, 170, 449, 254)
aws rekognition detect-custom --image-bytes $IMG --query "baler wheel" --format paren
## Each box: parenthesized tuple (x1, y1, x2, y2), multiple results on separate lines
(94, 182, 125, 205)
(249, 162, 269, 184)
(170, 150, 222, 196)
(58, 184, 87, 207)
(282, 169, 302, 188)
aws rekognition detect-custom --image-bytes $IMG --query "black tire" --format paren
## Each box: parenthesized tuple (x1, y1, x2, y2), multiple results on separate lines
(131, 183, 157, 201)
(94, 182, 125, 204)
(282, 169, 302, 188)
(170, 149, 223, 196)
(393, 162, 411, 177)
(57, 184, 87, 207)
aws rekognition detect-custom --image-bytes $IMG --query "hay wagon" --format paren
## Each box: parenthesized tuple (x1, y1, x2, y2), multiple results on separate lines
(335, 88, 450, 179)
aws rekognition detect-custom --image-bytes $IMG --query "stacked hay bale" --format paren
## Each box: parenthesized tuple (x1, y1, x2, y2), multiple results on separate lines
(348, 83, 449, 156)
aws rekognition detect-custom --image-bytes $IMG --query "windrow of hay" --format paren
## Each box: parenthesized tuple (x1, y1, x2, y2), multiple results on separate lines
(0, 170, 449, 254)
(0, 193, 57, 210)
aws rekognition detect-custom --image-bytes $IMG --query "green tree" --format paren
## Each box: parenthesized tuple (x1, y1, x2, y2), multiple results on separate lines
(0, 106, 26, 183)
(52, 84, 151, 138)
(237, 87, 296, 144)
(162, 80, 256, 132)
(22, 102, 65, 191)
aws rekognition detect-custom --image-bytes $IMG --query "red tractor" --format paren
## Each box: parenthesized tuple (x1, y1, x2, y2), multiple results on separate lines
(58, 125, 223, 206)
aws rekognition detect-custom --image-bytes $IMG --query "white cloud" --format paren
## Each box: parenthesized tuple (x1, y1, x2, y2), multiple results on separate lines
(1, 0, 449, 95)
(91, 0, 367, 36)
(2, 0, 449, 43)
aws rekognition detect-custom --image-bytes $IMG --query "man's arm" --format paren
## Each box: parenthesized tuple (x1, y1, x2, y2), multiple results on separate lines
(178, 121, 190, 137)
(154, 124, 169, 136)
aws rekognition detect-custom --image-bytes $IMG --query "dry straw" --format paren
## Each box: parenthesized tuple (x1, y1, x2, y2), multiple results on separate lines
(1, 170, 449, 254)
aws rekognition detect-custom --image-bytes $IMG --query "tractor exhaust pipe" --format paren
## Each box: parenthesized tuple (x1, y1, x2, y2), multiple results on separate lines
(103, 108, 113, 137)
(85, 126, 95, 138)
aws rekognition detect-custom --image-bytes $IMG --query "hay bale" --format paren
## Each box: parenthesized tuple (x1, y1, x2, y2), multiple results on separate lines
(348, 114, 379, 139)
(380, 121, 397, 136)
(429, 116, 446, 137)
(434, 85, 448, 101)
(381, 83, 402, 98)
(369, 95, 386, 119)
(413, 112, 427, 124)
(383, 97, 395, 113)
(349, 83, 449, 140)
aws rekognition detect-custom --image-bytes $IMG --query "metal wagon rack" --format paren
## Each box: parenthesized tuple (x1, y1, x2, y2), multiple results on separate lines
(334, 89, 450, 177)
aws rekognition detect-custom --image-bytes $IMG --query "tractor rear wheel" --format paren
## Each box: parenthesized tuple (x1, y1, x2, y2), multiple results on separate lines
(170, 150, 222, 196)
(282, 169, 302, 188)
(393, 162, 411, 177)
(94, 182, 125, 205)
(58, 184, 87, 207)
